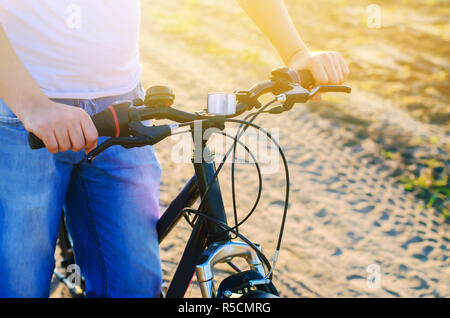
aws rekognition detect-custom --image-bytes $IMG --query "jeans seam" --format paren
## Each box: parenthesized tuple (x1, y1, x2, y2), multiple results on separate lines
(78, 170, 109, 297)
(0, 116, 21, 124)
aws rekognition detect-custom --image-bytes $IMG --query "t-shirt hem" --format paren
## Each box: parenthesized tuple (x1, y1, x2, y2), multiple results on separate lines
(42, 76, 141, 100)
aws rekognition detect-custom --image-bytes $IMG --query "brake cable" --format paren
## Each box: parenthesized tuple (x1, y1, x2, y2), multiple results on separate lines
(178, 113, 290, 281)
(184, 209, 274, 278)
(172, 127, 264, 235)
(191, 130, 264, 232)
(229, 101, 291, 281)
(229, 103, 281, 240)
(229, 111, 261, 240)
(179, 100, 277, 226)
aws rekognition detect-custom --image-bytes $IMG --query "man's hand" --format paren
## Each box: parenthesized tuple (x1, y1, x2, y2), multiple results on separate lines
(288, 50, 349, 101)
(288, 50, 349, 85)
(20, 100, 98, 154)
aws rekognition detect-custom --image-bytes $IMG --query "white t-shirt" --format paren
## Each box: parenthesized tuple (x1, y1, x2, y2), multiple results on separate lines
(0, 0, 141, 99)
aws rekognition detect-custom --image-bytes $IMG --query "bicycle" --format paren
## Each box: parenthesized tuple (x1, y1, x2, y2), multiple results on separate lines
(29, 67, 351, 298)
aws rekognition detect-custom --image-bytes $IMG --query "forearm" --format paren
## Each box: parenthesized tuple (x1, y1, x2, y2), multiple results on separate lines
(0, 24, 48, 120)
(237, 0, 308, 64)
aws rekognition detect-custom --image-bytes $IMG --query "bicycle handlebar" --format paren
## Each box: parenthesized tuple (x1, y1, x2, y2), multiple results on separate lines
(27, 68, 351, 150)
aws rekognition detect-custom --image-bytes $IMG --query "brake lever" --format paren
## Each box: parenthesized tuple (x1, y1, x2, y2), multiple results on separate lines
(86, 136, 152, 163)
(308, 85, 352, 98)
(87, 122, 175, 163)
(276, 84, 351, 103)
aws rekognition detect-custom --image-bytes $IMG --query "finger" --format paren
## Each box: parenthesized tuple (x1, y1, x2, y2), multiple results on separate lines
(80, 115, 98, 152)
(331, 53, 344, 83)
(338, 54, 350, 80)
(310, 60, 328, 85)
(324, 53, 339, 84)
(41, 131, 58, 154)
(68, 123, 86, 152)
(54, 126, 72, 152)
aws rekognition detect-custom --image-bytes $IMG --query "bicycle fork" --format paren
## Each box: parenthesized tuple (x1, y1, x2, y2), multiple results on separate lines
(195, 241, 265, 298)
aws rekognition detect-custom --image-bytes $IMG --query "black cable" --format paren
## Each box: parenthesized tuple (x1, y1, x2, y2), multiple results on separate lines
(211, 131, 263, 233)
(229, 107, 277, 239)
(182, 100, 277, 221)
(226, 262, 242, 273)
(179, 115, 277, 232)
(230, 112, 259, 239)
(178, 102, 291, 279)
(187, 129, 263, 232)
(183, 209, 245, 274)
(233, 105, 290, 254)
(181, 117, 290, 261)
(205, 118, 290, 264)
(182, 208, 273, 279)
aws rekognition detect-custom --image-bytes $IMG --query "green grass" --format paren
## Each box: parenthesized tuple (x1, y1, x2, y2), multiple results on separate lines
(400, 162, 449, 218)
(381, 146, 449, 219)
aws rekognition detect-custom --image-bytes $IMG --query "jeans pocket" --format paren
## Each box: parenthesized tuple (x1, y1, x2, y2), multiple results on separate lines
(0, 99, 21, 125)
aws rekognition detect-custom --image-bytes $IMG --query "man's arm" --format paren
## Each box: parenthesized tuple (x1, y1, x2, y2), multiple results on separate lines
(0, 25, 97, 153)
(237, 0, 349, 85)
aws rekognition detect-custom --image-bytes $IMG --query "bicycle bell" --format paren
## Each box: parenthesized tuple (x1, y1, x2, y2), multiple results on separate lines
(207, 93, 236, 116)
(144, 85, 175, 108)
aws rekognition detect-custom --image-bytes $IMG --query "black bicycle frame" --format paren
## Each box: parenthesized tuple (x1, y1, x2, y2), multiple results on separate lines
(156, 133, 232, 297)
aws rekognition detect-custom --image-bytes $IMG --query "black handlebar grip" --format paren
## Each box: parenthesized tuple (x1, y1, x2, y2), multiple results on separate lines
(90, 101, 131, 137)
(298, 70, 316, 89)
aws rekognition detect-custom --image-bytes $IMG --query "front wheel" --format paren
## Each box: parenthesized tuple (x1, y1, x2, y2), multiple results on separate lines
(240, 290, 280, 298)
(216, 270, 279, 298)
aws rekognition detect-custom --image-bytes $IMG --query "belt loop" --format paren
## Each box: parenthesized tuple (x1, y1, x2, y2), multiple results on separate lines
(78, 99, 96, 116)
(87, 99, 97, 116)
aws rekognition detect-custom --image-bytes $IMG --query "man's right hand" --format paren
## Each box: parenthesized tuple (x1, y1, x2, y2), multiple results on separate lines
(20, 100, 98, 154)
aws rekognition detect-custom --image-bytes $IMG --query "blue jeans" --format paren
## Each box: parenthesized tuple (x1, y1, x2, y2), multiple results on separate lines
(0, 85, 162, 297)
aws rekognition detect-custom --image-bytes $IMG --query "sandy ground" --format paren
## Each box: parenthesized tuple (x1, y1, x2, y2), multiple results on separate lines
(51, 0, 449, 298)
